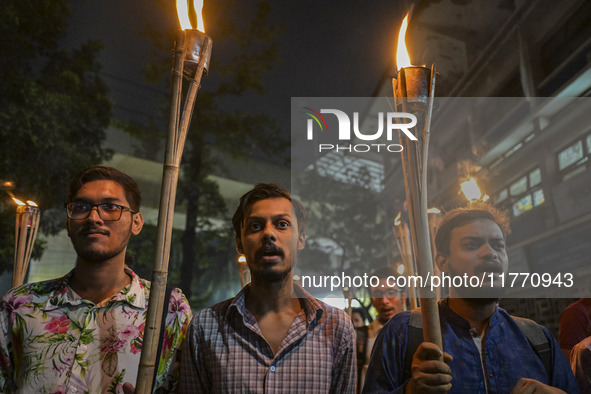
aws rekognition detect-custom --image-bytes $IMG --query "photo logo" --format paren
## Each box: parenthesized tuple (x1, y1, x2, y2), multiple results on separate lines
(303, 107, 328, 138)
(304, 108, 418, 153)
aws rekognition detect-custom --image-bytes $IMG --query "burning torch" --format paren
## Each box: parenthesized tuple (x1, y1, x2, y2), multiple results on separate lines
(135, 0, 212, 392)
(392, 13, 442, 354)
(12, 198, 40, 288)
(2, 181, 40, 288)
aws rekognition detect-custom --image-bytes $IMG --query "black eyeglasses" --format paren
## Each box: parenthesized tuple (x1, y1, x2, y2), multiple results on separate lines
(65, 202, 137, 221)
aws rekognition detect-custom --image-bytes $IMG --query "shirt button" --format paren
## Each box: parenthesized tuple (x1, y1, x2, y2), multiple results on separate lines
(489, 372, 494, 378)
(270, 366, 276, 372)
(71, 387, 78, 392)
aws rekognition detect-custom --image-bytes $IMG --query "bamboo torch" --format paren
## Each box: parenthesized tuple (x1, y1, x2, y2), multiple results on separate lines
(12, 198, 40, 287)
(392, 14, 442, 354)
(427, 207, 442, 299)
(392, 211, 418, 309)
(135, 0, 212, 392)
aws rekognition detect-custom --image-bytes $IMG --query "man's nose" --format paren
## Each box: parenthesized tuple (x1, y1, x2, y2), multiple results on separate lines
(86, 206, 103, 222)
(261, 222, 277, 241)
(479, 243, 497, 259)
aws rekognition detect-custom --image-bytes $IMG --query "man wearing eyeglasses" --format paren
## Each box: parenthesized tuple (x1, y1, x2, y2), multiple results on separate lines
(358, 266, 407, 392)
(0, 166, 192, 393)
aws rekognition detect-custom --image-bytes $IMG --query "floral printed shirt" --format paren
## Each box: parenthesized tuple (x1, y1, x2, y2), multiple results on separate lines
(0, 269, 192, 394)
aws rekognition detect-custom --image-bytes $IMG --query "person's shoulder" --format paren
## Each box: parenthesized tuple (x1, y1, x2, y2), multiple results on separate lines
(311, 297, 351, 325)
(193, 297, 234, 324)
(384, 310, 412, 330)
(573, 335, 591, 351)
(2, 277, 64, 303)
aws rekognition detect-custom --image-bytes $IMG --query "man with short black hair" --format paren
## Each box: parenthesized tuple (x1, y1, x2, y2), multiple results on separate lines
(0, 166, 192, 393)
(363, 203, 579, 393)
(180, 183, 356, 393)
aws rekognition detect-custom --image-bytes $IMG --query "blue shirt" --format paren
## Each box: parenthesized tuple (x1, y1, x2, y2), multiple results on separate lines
(363, 300, 579, 394)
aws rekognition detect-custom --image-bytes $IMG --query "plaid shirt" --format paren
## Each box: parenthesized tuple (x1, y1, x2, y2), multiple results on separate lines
(180, 284, 356, 393)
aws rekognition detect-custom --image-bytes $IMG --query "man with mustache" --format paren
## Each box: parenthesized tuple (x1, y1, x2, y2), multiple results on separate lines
(180, 183, 356, 393)
(363, 203, 578, 393)
(0, 166, 192, 393)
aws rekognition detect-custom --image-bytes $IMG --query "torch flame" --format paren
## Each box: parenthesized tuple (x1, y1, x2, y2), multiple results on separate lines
(12, 197, 25, 206)
(460, 177, 483, 201)
(238, 255, 246, 264)
(27, 200, 38, 207)
(176, 0, 205, 32)
(394, 211, 402, 226)
(396, 14, 412, 69)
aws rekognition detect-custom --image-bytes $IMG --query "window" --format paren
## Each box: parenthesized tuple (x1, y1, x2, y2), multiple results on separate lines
(496, 167, 545, 218)
(557, 133, 591, 180)
(509, 176, 528, 196)
(558, 141, 583, 171)
(529, 168, 541, 187)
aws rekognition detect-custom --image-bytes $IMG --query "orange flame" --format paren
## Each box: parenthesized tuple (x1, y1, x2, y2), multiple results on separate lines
(460, 177, 483, 201)
(176, 0, 205, 32)
(27, 200, 38, 207)
(12, 197, 25, 206)
(238, 255, 246, 263)
(396, 14, 412, 69)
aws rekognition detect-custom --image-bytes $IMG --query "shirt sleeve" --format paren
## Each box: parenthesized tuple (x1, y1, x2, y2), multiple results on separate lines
(155, 288, 193, 393)
(542, 326, 581, 394)
(330, 311, 356, 394)
(0, 294, 15, 393)
(570, 337, 591, 393)
(362, 313, 410, 394)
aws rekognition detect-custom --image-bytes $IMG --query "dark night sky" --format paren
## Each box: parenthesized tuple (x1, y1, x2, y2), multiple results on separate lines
(65, 1, 412, 138)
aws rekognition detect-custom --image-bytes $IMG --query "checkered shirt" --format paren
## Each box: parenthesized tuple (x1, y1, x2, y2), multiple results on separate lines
(180, 284, 356, 393)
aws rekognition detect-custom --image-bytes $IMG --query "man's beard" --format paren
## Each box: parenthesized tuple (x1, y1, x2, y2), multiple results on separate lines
(251, 244, 293, 284)
(74, 242, 128, 263)
(252, 265, 292, 283)
(72, 223, 131, 263)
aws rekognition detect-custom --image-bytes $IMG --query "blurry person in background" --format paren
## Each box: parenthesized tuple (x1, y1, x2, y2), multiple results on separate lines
(559, 298, 591, 359)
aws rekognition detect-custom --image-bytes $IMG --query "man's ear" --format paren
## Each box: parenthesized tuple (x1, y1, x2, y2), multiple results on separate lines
(297, 231, 305, 251)
(131, 212, 144, 236)
(236, 236, 244, 254)
(435, 252, 448, 272)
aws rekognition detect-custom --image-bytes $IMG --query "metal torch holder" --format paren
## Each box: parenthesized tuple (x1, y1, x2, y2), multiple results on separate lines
(393, 65, 443, 352)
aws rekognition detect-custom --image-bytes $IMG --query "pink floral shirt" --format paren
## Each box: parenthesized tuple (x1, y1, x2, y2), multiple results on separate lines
(0, 269, 192, 393)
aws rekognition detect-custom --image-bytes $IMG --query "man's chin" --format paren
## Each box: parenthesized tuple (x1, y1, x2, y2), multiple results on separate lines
(251, 266, 291, 283)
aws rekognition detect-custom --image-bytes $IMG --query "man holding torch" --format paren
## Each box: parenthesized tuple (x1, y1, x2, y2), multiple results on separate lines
(0, 166, 192, 393)
(363, 203, 578, 393)
(180, 183, 356, 393)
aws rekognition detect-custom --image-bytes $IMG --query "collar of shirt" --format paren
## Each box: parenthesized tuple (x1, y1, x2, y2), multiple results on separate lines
(43, 268, 147, 311)
(439, 298, 500, 332)
(225, 283, 324, 331)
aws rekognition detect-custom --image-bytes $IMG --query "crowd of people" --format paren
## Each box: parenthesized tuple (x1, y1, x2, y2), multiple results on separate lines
(0, 166, 588, 393)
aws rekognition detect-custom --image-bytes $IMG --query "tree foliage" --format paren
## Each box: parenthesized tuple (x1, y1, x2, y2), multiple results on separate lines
(295, 166, 389, 281)
(0, 0, 112, 273)
(126, 0, 286, 307)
